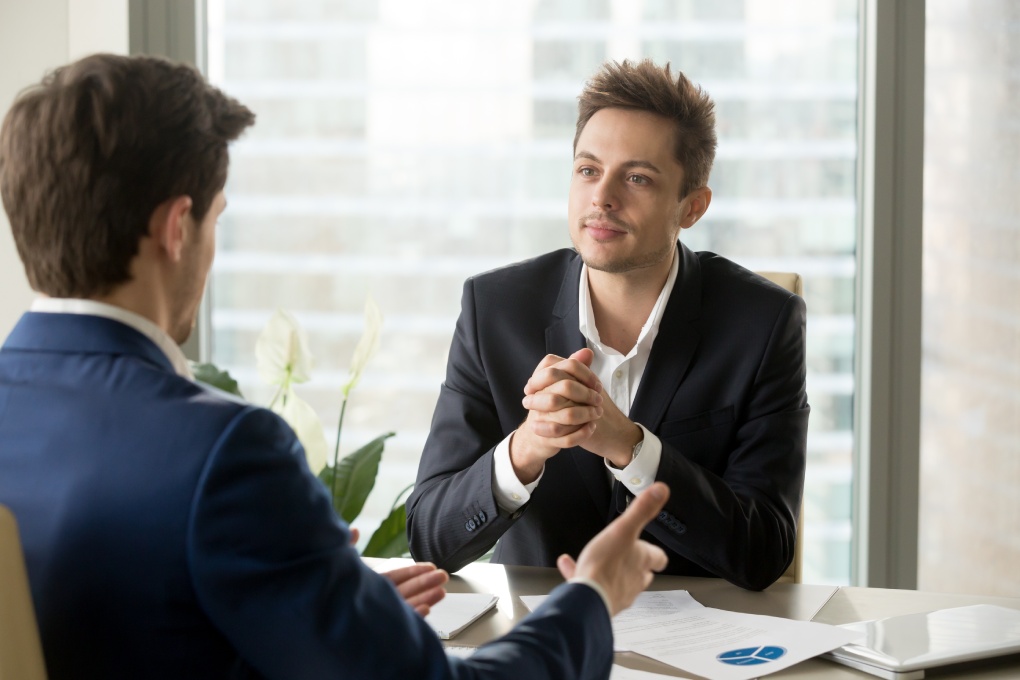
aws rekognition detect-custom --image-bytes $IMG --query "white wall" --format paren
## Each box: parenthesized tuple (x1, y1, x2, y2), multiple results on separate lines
(0, 0, 127, 339)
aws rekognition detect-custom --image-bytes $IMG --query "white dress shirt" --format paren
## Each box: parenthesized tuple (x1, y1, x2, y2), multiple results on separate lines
(30, 297, 193, 379)
(492, 249, 679, 513)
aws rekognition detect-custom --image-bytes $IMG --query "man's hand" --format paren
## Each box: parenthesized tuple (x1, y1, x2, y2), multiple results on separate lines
(510, 349, 603, 483)
(521, 348, 642, 469)
(382, 563, 449, 617)
(557, 482, 670, 616)
(578, 387, 643, 468)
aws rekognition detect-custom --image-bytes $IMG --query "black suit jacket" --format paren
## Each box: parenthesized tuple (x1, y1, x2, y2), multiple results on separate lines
(407, 243, 809, 590)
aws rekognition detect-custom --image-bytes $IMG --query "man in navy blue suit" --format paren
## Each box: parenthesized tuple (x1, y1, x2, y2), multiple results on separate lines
(0, 53, 670, 680)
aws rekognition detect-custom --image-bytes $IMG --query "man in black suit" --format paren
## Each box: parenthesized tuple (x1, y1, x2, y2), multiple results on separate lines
(407, 60, 809, 591)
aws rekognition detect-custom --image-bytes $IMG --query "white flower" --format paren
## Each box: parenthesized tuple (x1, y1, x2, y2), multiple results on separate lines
(341, 296, 382, 399)
(256, 309, 313, 386)
(272, 387, 329, 473)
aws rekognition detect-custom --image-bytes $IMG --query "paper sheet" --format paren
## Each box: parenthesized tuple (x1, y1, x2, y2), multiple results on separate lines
(446, 648, 688, 678)
(521, 589, 705, 652)
(612, 591, 708, 651)
(523, 590, 862, 679)
(611, 665, 692, 679)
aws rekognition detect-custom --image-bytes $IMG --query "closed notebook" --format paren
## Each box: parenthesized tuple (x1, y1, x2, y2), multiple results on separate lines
(425, 593, 499, 640)
(823, 604, 1020, 679)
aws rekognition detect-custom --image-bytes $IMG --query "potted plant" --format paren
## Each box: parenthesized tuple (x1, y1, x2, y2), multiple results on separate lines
(192, 298, 408, 557)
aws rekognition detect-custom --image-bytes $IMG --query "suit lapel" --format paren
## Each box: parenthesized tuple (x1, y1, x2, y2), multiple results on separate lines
(629, 242, 703, 432)
(545, 255, 612, 519)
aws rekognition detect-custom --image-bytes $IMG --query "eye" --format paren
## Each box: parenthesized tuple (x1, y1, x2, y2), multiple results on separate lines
(628, 174, 649, 185)
(578, 167, 596, 177)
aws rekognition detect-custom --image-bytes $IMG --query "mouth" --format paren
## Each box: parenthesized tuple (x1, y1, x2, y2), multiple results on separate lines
(582, 216, 629, 241)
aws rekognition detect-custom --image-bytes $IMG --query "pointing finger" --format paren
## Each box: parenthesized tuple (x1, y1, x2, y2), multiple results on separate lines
(613, 482, 670, 542)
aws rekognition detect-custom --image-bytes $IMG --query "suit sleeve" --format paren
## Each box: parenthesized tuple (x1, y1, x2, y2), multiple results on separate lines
(187, 407, 612, 680)
(406, 279, 522, 572)
(622, 294, 809, 591)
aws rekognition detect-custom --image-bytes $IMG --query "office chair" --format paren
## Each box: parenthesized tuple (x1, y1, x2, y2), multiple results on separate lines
(0, 505, 48, 680)
(756, 271, 805, 584)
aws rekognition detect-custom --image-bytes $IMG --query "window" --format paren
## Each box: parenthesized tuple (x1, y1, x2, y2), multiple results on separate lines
(206, 0, 859, 584)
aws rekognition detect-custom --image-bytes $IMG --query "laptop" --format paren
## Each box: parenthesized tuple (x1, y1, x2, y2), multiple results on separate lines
(822, 604, 1020, 679)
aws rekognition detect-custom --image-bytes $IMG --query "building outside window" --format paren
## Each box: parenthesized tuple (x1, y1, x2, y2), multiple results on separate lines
(206, 0, 858, 585)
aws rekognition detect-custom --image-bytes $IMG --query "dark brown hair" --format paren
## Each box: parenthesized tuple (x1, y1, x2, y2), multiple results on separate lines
(0, 53, 255, 297)
(574, 59, 717, 198)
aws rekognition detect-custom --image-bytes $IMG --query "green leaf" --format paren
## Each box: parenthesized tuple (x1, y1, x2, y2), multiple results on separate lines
(191, 362, 243, 397)
(362, 503, 408, 558)
(318, 432, 395, 524)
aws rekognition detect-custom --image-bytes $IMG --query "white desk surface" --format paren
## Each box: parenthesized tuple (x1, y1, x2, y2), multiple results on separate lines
(366, 558, 1020, 678)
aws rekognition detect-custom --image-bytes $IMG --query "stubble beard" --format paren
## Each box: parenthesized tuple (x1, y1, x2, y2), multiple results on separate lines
(571, 213, 676, 275)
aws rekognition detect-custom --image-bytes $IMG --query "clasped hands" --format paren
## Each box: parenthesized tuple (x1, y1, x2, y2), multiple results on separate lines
(510, 348, 642, 484)
(375, 348, 667, 619)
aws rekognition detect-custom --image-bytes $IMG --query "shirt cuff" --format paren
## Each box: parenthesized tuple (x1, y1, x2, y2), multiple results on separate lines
(492, 432, 542, 514)
(605, 423, 662, 495)
(568, 577, 613, 616)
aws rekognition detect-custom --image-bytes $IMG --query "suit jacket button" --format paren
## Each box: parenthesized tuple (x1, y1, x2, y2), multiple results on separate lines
(478, 510, 487, 523)
(658, 511, 669, 521)
(465, 519, 477, 531)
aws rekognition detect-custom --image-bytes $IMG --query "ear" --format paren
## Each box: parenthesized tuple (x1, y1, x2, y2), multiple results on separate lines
(149, 196, 193, 263)
(678, 187, 712, 230)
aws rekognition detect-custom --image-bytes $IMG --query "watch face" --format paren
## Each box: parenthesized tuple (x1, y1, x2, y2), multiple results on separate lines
(631, 440, 644, 460)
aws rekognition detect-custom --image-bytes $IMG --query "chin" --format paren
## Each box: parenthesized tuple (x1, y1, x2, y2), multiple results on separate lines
(577, 247, 630, 273)
(583, 259, 631, 274)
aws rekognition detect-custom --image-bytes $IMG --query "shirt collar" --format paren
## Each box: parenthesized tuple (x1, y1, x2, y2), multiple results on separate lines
(578, 247, 680, 356)
(29, 297, 194, 379)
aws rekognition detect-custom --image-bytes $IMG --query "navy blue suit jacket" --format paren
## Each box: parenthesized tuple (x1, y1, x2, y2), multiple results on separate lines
(407, 244, 808, 590)
(0, 312, 612, 680)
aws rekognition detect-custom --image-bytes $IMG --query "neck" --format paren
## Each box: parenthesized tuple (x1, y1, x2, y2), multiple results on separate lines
(91, 270, 176, 342)
(587, 255, 672, 354)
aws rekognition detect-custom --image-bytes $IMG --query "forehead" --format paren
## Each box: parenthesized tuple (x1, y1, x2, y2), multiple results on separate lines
(575, 108, 679, 167)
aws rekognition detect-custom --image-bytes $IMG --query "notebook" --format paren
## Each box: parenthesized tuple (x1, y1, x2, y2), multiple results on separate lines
(822, 604, 1020, 679)
(425, 593, 499, 640)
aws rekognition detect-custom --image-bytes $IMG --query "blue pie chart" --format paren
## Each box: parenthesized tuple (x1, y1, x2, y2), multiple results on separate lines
(717, 645, 787, 666)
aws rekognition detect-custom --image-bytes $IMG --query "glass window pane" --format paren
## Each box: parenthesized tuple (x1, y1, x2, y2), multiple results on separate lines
(207, 0, 858, 585)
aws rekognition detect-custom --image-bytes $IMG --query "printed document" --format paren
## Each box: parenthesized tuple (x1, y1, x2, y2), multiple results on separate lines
(610, 665, 691, 679)
(522, 590, 861, 679)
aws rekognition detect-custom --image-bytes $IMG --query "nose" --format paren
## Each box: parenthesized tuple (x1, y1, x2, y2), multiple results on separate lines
(591, 176, 619, 211)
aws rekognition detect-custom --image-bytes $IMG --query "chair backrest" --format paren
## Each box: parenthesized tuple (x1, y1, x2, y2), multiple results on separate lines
(755, 271, 804, 584)
(756, 271, 803, 297)
(0, 505, 48, 680)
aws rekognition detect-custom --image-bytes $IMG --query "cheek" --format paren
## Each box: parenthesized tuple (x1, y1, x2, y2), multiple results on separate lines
(568, 182, 590, 218)
(665, 202, 685, 229)
(567, 195, 581, 225)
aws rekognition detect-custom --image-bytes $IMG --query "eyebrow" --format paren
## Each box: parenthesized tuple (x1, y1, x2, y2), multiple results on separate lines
(573, 151, 662, 174)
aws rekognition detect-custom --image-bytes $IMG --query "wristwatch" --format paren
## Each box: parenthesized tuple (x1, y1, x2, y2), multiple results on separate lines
(630, 438, 644, 462)
(610, 436, 643, 470)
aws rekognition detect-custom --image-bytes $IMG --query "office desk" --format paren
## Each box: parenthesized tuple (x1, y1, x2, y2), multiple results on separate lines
(367, 559, 1020, 678)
